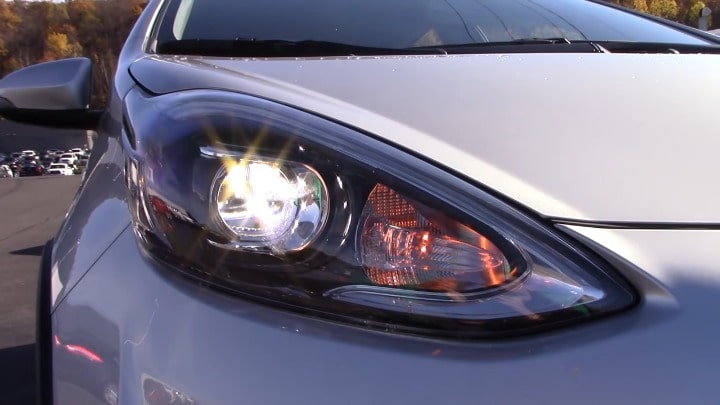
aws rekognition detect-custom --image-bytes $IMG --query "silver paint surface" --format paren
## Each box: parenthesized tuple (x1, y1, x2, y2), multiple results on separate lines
(52, 225, 720, 404)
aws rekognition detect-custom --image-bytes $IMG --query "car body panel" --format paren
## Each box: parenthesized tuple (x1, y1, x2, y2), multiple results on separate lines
(51, 223, 719, 404)
(130, 53, 720, 223)
(50, 132, 131, 311)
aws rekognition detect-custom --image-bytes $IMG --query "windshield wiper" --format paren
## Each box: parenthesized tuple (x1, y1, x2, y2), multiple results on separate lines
(157, 38, 720, 57)
(156, 38, 447, 57)
(413, 38, 720, 55)
(592, 41, 720, 54)
(411, 38, 607, 54)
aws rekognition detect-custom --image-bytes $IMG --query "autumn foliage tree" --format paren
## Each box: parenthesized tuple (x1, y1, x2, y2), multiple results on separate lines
(633, 0, 651, 12)
(0, 0, 22, 72)
(616, 0, 720, 27)
(649, 0, 680, 19)
(43, 32, 83, 61)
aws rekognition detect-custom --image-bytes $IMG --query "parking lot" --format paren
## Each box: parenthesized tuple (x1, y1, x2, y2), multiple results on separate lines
(0, 175, 81, 404)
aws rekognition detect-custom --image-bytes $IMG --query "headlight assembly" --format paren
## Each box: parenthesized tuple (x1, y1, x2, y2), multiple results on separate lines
(123, 89, 635, 338)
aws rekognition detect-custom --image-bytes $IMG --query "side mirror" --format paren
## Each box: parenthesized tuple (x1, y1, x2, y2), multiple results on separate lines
(0, 57, 103, 129)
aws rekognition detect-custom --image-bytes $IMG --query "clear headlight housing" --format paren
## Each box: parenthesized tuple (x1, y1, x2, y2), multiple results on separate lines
(209, 157, 329, 253)
(123, 89, 635, 338)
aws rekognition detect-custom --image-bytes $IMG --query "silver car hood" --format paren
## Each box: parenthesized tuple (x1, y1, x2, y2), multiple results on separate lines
(129, 53, 720, 223)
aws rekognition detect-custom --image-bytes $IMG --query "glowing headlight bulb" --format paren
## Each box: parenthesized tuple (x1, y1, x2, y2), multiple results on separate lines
(213, 159, 329, 253)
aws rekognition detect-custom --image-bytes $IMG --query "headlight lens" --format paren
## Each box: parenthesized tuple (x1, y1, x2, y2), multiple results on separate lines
(210, 156, 329, 253)
(123, 89, 636, 338)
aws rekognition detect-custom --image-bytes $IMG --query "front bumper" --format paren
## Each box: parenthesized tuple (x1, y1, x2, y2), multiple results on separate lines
(49, 224, 720, 404)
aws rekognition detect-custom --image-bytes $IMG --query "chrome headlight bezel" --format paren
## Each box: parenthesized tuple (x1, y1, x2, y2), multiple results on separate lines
(123, 88, 636, 339)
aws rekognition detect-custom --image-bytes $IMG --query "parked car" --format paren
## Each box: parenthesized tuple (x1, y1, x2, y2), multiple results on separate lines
(41, 150, 58, 162)
(57, 153, 78, 165)
(0, 164, 12, 178)
(18, 162, 44, 176)
(68, 148, 87, 157)
(5, 158, 22, 177)
(20, 155, 40, 164)
(46, 163, 74, 176)
(2, 0, 720, 404)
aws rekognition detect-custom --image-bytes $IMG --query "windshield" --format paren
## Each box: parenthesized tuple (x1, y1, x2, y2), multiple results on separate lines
(154, 0, 712, 55)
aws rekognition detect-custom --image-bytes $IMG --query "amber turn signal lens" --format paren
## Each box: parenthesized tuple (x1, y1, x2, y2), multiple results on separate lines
(359, 184, 518, 293)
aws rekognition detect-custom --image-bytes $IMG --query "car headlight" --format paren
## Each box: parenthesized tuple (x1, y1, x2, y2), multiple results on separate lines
(209, 157, 329, 252)
(123, 89, 635, 338)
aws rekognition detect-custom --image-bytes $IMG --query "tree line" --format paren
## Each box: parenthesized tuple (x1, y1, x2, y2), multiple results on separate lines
(619, 0, 715, 22)
(0, 0, 716, 106)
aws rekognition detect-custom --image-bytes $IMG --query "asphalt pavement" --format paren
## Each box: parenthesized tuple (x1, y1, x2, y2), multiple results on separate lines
(0, 175, 81, 405)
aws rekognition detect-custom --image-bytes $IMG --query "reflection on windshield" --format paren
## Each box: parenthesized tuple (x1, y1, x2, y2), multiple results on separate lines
(155, 0, 710, 54)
